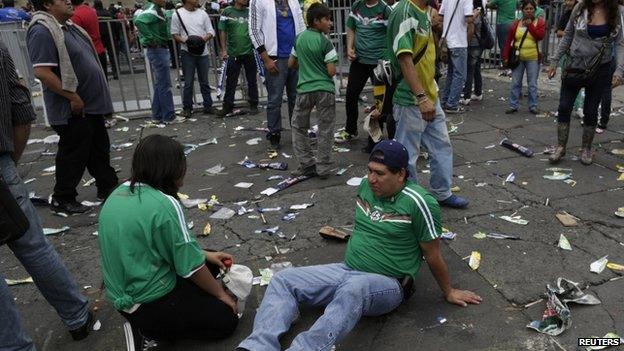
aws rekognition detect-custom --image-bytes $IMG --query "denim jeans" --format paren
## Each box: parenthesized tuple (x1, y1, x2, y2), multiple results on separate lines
(463, 46, 483, 97)
(146, 47, 175, 122)
(496, 23, 512, 53)
(180, 50, 213, 110)
(557, 61, 614, 127)
(393, 101, 453, 201)
(238, 263, 402, 351)
(223, 54, 259, 110)
(265, 58, 298, 136)
(441, 47, 467, 109)
(0, 155, 89, 351)
(509, 59, 539, 110)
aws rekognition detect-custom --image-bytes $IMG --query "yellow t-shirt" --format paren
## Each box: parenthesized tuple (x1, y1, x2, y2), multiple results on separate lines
(514, 22, 539, 61)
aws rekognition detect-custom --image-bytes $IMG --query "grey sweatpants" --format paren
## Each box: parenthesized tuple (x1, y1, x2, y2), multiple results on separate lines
(291, 91, 336, 175)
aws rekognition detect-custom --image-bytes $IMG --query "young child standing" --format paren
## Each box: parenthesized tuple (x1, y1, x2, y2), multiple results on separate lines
(216, 0, 259, 116)
(288, 3, 338, 179)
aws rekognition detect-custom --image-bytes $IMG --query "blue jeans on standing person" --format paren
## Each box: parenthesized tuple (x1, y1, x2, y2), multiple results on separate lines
(0, 155, 89, 351)
(238, 263, 403, 351)
(496, 23, 512, 54)
(393, 101, 453, 201)
(146, 47, 175, 122)
(180, 50, 213, 111)
(265, 58, 298, 138)
(441, 48, 467, 109)
(509, 59, 539, 111)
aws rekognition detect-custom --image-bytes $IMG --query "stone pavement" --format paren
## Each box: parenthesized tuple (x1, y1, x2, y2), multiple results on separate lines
(2, 69, 623, 351)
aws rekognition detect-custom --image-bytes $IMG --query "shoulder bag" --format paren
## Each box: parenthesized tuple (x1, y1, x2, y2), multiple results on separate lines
(439, 0, 461, 62)
(506, 22, 529, 69)
(175, 10, 207, 56)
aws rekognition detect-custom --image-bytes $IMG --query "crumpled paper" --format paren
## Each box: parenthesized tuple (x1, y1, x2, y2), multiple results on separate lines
(527, 278, 601, 336)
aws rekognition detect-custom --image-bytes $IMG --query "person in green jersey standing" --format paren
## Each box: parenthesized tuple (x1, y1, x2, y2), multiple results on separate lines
(335, 0, 391, 143)
(98, 135, 239, 350)
(236, 140, 482, 351)
(216, 0, 259, 116)
(487, 0, 517, 57)
(288, 3, 338, 179)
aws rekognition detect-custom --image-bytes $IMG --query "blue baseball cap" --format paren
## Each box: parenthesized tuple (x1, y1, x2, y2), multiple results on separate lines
(369, 140, 409, 172)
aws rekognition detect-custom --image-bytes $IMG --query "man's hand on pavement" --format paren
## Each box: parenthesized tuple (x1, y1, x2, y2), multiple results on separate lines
(445, 288, 482, 307)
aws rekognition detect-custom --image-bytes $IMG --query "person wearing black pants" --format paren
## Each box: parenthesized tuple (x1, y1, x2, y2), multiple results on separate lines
(344, 60, 375, 138)
(364, 82, 396, 153)
(597, 62, 616, 133)
(51, 115, 118, 203)
(221, 55, 259, 115)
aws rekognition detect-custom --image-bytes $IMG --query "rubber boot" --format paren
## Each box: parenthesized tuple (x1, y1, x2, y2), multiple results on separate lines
(549, 122, 570, 164)
(580, 125, 595, 165)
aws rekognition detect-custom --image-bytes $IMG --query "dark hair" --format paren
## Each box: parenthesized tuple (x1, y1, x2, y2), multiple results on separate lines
(31, 0, 54, 12)
(165, 1, 174, 9)
(306, 2, 331, 28)
(582, 0, 619, 31)
(130, 134, 187, 198)
(3, 0, 15, 8)
(521, 0, 537, 10)
(370, 150, 402, 175)
(93, 0, 104, 10)
(70, 0, 84, 6)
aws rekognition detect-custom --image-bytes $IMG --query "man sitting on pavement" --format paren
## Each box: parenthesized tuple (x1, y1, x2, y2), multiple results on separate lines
(236, 140, 482, 351)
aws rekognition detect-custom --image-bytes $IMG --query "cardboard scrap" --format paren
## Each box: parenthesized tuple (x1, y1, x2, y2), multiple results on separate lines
(556, 213, 578, 227)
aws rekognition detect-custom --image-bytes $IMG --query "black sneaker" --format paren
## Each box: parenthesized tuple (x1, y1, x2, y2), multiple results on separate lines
(124, 322, 161, 351)
(69, 311, 94, 341)
(505, 108, 518, 114)
(215, 107, 232, 117)
(51, 198, 90, 214)
(267, 133, 281, 151)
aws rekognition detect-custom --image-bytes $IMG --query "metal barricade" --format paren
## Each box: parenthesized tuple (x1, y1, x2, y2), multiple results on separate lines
(0, 21, 34, 86)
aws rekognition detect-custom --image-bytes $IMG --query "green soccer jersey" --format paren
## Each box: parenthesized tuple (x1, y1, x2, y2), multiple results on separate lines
(490, 0, 517, 24)
(345, 179, 442, 279)
(134, 2, 171, 46)
(98, 182, 206, 311)
(346, 0, 392, 65)
(387, 0, 438, 106)
(218, 6, 253, 57)
(291, 28, 338, 94)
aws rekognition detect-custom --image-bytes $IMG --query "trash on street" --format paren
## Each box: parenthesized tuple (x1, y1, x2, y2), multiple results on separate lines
(590, 256, 609, 274)
(43, 226, 70, 235)
(558, 234, 572, 251)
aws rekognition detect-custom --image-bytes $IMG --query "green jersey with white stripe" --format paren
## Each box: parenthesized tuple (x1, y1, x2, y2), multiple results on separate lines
(291, 28, 338, 94)
(345, 179, 442, 279)
(98, 183, 205, 311)
(346, 0, 392, 65)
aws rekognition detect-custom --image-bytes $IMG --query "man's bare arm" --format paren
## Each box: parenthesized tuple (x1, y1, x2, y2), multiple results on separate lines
(12, 124, 30, 163)
(397, 53, 435, 121)
(420, 239, 483, 307)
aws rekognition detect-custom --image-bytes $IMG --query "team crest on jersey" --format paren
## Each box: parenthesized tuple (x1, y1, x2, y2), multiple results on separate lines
(356, 197, 412, 224)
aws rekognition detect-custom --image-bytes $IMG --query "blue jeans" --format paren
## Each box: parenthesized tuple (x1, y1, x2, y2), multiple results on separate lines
(393, 101, 453, 201)
(496, 23, 512, 53)
(146, 48, 175, 122)
(265, 58, 298, 136)
(0, 155, 88, 351)
(180, 50, 213, 110)
(441, 47, 467, 109)
(238, 263, 402, 351)
(509, 59, 539, 110)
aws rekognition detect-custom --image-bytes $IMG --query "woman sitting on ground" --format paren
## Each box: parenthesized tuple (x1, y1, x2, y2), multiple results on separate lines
(98, 134, 238, 350)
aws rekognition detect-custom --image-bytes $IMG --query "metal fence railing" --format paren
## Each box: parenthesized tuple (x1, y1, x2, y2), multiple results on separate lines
(0, 2, 568, 118)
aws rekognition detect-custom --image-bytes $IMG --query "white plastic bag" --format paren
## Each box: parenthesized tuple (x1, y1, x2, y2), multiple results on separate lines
(222, 264, 253, 317)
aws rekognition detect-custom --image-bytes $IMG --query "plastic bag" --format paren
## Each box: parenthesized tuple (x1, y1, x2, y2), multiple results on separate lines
(222, 264, 253, 318)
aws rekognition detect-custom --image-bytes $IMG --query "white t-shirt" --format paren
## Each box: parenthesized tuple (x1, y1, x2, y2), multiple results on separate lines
(439, 0, 473, 49)
(170, 7, 215, 56)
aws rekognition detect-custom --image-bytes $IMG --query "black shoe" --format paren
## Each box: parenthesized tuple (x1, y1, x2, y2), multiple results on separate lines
(51, 198, 90, 214)
(124, 322, 161, 351)
(215, 107, 232, 117)
(529, 107, 539, 114)
(203, 107, 217, 115)
(267, 133, 281, 151)
(505, 108, 518, 114)
(69, 311, 94, 341)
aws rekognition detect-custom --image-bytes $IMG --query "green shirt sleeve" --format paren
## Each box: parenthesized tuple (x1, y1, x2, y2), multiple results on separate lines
(346, 2, 358, 30)
(218, 11, 227, 31)
(323, 36, 338, 63)
(154, 199, 206, 278)
(392, 13, 416, 57)
(412, 193, 442, 243)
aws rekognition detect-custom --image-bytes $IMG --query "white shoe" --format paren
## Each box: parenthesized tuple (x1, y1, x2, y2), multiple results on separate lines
(470, 94, 483, 101)
(460, 98, 471, 106)
(165, 116, 186, 124)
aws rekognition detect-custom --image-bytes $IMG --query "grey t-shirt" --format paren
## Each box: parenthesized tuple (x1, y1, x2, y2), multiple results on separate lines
(27, 23, 113, 126)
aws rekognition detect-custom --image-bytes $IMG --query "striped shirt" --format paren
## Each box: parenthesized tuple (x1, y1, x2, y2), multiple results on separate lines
(0, 41, 36, 155)
(345, 179, 442, 278)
